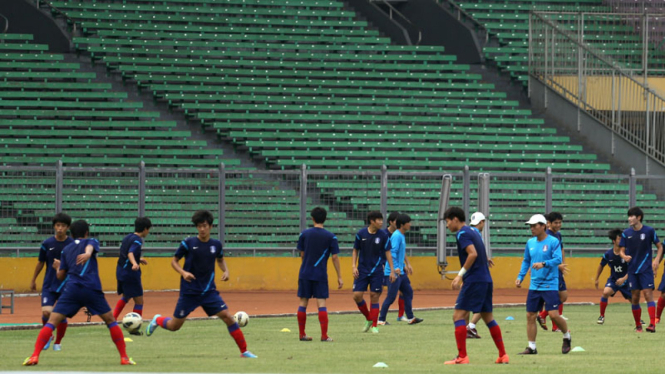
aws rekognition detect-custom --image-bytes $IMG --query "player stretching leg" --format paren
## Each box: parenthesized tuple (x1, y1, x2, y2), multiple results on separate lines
(619, 207, 663, 332)
(594, 229, 631, 324)
(537, 212, 568, 332)
(296, 207, 343, 342)
(113, 217, 152, 334)
(29, 213, 73, 352)
(378, 214, 423, 326)
(145, 210, 257, 358)
(23, 220, 134, 366)
(444, 208, 508, 365)
(516, 214, 571, 355)
(352, 211, 395, 334)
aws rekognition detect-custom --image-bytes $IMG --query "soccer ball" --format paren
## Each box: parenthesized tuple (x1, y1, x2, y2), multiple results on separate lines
(122, 312, 143, 332)
(234, 311, 249, 327)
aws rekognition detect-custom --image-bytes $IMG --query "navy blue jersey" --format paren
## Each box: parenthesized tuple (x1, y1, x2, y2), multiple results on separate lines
(298, 227, 340, 282)
(117, 233, 143, 274)
(380, 228, 393, 238)
(38, 236, 74, 293)
(546, 229, 563, 249)
(59, 238, 102, 291)
(174, 237, 223, 295)
(354, 227, 391, 275)
(455, 226, 492, 283)
(620, 225, 660, 274)
(600, 248, 628, 281)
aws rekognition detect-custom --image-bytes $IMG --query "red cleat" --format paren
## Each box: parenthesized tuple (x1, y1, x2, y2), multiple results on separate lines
(444, 356, 469, 365)
(22, 356, 39, 366)
(495, 354, 510, 364)
(120, 357, 136, 365)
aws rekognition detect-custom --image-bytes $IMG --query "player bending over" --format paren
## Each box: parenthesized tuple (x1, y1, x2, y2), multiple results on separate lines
(24, 220, 134, 366)
(619, 207, 663, 332)
(352, 211, 395, 334)
(145, 210, 257, 358)
(378, 214, 423, 325)
(297, 207, 343, 342)
(29, 213, 74, 352)
(113, 217, 152, 332)
(516, 214, 571, 355)
(595, 229, 631, 324)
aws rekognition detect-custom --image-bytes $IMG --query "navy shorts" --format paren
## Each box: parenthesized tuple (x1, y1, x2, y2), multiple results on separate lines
(41, 289, 61, 307)
(298, 278, 329, 299)
(117, 272, 144, 299)
(606, 278, 632, 300)
(558, 270, 567, 291)
(53, 283, 111, 318)
(526, 290, 560, 313)
(455, 282, 493, 313)
(353, 272, 383, 293)
(173, 291, 228, 318)
(628, 272, 654, 291)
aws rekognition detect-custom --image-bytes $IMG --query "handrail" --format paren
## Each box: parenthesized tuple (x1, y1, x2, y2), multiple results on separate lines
(0, 13, 8, 34)
(437, 0, 489, 43)
(370, 0, 422, 45)
(38, 0, 77, 33)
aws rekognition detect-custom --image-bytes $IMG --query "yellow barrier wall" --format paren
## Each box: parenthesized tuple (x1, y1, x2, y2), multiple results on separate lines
(0, 257, 630, 293)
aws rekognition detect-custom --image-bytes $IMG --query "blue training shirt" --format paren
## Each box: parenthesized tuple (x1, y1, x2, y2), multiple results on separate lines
(59, 238, 102, 291)
(517, 235, 562, 291)
(354, 227, 391, 276)
(117, 233, 143, 277)
(620, 225, 660, 274)
(39, 236, 74, 293)
(455, 226, 492, 283)
(174, 237, 223, 295)
(384, 230, 406, 276)
(298, 227, 340, 282)
(600, 248, 628, 281)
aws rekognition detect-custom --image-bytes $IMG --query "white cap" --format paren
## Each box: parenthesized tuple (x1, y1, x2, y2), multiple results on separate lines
(525, 214, 547, 225)
(469, 212, 486, 226)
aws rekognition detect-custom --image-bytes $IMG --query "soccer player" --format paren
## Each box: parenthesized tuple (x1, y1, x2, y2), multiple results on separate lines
(443, 207, 508, 365)
(23, 220, 134, 366)
(296, 207, 343, 342)
(352, 211, 395, 333)
(145, 210, 257, 358)
(594, 228, 631, 324)
(378, 214, 423, 325)
(29, 213, 74, 352)
(379, 212, 408, 324)
(619, 207, 663, 332)
(466, 211, 489, 339)
(537, 212, 568, 332)
(516, 214, 571, 355)
(112, 217, 152, 331)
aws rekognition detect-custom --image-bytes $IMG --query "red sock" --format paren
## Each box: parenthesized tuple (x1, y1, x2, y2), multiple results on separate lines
(552, 304, 563, 330)
(55, 319, 67, 344)
(113, 298, 128, 320)
(228, 324, 247, 353)
(156, 316, 172, 330)
(657, 297, 665, 320)
(356, 300, 370, 320)
(632, 305, 642, 327)
(648, 301, 656, 325)
(454, 320, 467, 358)
(132, 305, 143, 317)
(539, 309, 548, 319)
(32, 324, 55, 357)
(297, 306, 307, 338)
(487, 321, 506, 357)
(600, 297, 608, 317)
(108, 323, 128, 358)
(398, 296, 405, 318)
(370, 303, 380, 327)
(318, 307, 329, 340)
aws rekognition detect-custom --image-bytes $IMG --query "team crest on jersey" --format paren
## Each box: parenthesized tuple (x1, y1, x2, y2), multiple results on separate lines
(641, 233, 646, 240)
(375, 237, 380, 244)
(543, 245, 548, 252)
(210, 246, 216, 253)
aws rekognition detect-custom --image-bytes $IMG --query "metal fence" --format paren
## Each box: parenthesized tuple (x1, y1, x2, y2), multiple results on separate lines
(529, 11, 665, 168)
(0, 162, 662, 258)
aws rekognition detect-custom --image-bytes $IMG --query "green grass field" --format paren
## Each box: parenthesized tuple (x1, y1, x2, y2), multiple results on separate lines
(1, 304, 657, 373)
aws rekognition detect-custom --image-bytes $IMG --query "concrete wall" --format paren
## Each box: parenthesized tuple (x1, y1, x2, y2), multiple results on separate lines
(1, 256, 619, 293)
